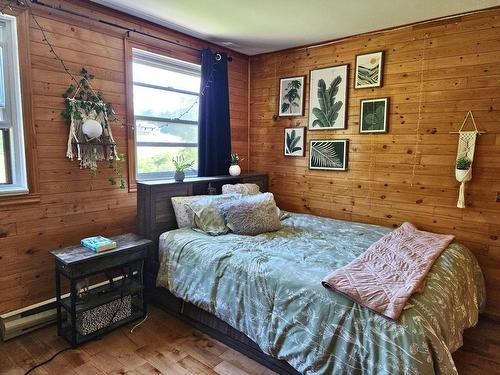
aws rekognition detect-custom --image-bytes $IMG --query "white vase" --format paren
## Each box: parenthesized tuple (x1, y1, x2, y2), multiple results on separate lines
(455, 168, 472, 182)
(229, 165, 241, 176)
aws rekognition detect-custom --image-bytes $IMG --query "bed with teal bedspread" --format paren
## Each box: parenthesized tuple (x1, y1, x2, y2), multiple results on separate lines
(157, 213, 486, 375)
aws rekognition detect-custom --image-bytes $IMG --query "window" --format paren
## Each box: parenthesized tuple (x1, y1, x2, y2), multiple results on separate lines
(132, 49, 200, 180)
(0, 14, 26, 195)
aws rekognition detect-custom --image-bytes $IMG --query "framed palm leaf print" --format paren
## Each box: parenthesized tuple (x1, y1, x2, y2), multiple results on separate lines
(284, 127, 305, 156)
(279, 76, 305, 116)
(308, 64, 348, 130)
(309, 140, 348, 171)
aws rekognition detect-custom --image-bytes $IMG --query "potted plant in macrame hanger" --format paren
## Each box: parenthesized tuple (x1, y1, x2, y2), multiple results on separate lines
(455, 155, 472, 182)
(172, 155, 194, 182)
(229, 153, 243, 176)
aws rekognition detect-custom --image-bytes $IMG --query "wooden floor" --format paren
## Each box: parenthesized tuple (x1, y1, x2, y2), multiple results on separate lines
(0, 307, 498, 375)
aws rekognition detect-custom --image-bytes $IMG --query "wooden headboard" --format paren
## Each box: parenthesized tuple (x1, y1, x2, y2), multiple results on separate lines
(137, 173, 268, 264)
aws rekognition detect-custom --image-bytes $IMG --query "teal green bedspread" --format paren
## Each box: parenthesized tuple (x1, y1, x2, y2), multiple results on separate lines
(157, 213, 486, 375)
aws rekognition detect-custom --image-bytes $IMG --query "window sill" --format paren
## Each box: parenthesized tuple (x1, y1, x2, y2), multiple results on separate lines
(0, 192, 41, 208)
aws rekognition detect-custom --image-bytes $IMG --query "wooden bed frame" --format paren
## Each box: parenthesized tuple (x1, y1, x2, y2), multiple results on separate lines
(137, 173, 300, 375)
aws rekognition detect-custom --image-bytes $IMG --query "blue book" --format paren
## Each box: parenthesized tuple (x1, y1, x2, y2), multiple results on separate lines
(81, 236, 117, 253)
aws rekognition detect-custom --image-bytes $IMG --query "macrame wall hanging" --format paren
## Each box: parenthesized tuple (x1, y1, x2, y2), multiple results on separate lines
(63, 69, 125, 188)
(451, 111, 485, 208)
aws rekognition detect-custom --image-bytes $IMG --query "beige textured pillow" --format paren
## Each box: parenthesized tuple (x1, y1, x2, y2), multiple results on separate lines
(219, 192, 282, 236)
(171, 195, 210, 228)
(222, 183, 260, 195)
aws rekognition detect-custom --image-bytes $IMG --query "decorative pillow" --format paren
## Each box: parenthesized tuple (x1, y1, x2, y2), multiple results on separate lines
(186, 193, 242, 235)
(171, 195, 210, 228)
(219, 192, 282, 236)
(222, 183, 260, 195)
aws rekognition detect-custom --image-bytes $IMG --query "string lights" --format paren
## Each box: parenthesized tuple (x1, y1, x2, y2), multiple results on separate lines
(410, 33, 429, 187)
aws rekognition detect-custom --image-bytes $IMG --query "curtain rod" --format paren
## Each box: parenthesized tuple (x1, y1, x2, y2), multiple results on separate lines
(30, 0, 233, 61)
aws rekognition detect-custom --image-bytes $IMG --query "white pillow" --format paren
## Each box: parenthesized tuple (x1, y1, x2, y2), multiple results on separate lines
(222, 183, 260, 195)
(171, 195, 210, 228)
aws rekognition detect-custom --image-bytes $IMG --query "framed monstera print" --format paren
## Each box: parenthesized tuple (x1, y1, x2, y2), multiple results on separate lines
(308, 64, 348, 130)
(279, 76, 305, 117)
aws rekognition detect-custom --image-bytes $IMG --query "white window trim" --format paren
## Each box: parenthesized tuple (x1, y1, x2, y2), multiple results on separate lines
(132, 48, 200, 181)
(0, 14, 27, 196)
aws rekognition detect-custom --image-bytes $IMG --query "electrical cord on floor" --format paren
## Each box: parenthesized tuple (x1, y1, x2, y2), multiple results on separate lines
(130, 313, 149, 333)
(24, 347, 72, 375)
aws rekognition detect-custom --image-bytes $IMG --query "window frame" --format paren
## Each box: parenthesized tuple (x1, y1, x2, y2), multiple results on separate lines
(0, 13, 27, 196)
(131, 47, 201, 182)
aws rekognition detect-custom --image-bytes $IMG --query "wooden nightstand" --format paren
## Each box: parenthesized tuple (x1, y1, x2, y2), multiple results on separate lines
(50, 233, 152, 347)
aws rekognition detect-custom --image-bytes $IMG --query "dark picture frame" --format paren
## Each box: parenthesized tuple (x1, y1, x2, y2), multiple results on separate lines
(308, 64, 349, 130)
(309, 139, 348, 171)
(278, 76, 306, 117)
(284, 127, 306, 157)
(354, 51, 384, 89)
(359, 97, 389, 133)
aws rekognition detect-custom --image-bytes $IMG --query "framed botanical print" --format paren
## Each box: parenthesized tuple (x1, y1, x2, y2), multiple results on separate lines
(309, 139, 348, 171)
(355, 51, 384, 89)
(359, 98, 388, 133)
(308, 64, 348, 130)
(284, 127, 305, 157)
(278, 76, 305, 116)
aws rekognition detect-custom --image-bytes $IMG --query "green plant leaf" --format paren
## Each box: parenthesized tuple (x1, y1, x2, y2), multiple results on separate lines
(328, 76, 341, 101)
(311, 142, 342, 168)
(312, 75, 343, 128)
(286, 130, 302, 154)
(317, 79, 330, 115)
(312, 107, 330, 127)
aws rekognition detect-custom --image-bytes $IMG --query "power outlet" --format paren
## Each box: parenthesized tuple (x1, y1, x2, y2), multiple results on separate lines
(497, 192, 500, 202)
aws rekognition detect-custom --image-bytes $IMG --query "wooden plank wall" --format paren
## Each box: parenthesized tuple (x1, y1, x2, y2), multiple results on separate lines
(0, 0, 249, 314)
(249, 8, 500, 318)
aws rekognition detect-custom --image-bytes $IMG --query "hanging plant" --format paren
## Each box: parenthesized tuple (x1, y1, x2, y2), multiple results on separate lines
(62, 69, 125, 189)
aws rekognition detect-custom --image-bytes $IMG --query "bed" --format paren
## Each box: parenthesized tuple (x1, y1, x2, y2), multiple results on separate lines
(137, 175, 486, 375)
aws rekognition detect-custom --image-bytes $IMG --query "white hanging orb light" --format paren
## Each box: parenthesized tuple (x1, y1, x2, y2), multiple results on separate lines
(82, 119, 103, 139)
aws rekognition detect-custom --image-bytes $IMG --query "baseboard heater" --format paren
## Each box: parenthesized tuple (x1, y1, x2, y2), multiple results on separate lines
(1, 274, 136, 341)
(0, 299, 58, 341)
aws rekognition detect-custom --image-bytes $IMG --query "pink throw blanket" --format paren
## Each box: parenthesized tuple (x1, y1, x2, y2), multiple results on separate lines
(322, 222, 454, 320)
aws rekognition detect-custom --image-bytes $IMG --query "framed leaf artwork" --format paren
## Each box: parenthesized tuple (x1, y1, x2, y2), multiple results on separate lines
(355, 51, 384, 89)
(284, 127, 305, 157)
(359, 98, 388, 133)
(308, 64, 348, 130)
(309, 139, 348, 171)
(278, 76, 305, 116)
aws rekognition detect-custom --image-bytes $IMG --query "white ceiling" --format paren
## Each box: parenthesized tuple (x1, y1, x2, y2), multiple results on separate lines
(92, 0, 500, 55)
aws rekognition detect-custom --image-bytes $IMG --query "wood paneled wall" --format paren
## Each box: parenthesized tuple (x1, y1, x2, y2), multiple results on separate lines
(249, 8, 500, 318)
(0, 0, 249, 314)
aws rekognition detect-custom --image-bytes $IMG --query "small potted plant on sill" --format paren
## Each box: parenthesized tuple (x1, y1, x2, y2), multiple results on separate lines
(229, 153, 243, 176)
(172, 155, 194, 182)
(455, 155, 472, 182)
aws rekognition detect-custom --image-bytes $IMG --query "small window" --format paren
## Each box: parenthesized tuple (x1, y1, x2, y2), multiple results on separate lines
(0, 15, 26, 195)
(132, 49, 200, 180)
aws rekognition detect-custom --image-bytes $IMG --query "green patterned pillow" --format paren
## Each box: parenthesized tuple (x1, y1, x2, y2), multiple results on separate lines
(186, 193, 242, 235)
